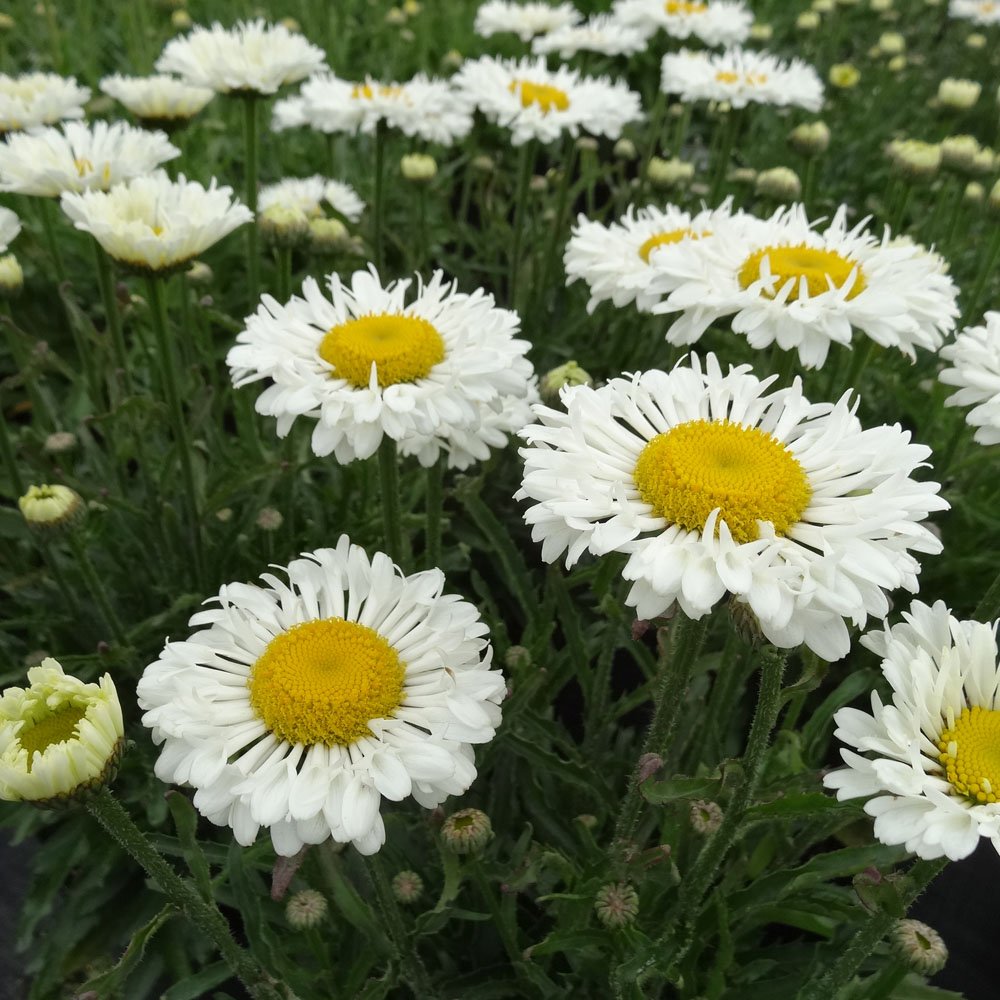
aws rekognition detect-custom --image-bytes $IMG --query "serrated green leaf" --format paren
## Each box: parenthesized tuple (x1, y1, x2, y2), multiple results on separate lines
(745, 793, 863, 821)
(529, 928, 608, 958)
(641, 774, 723, 803)
(160, 960, 233, 1000)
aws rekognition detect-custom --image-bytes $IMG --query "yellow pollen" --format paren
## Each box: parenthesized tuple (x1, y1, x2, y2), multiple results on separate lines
(638, 228, 711, 264)
(665, 1, 708, 12)
(351, 83, 405, 100)
(937, 705, 1000, 804)
(318, 312, 445, 389)
(633, 419, 811, 543)
(74, 156, 93, 177)
(248, 617, 406, 747)
(738, 243, 868, 302)
(18, 704, 87, 772)
(714, 70, 768, 86)
(508, 79, 570, 113)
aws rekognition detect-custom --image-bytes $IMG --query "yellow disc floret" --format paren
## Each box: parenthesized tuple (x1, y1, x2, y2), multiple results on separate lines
(509, 79, 570, 113)
(351, 83, 405, 101)
(319, 313, 445, 388)
(665, 1, 708, 13)
(738, 243, 867, 302)
(17, 705, 87, 772)
(937, 705, 1000, 804)
(633, 419, 812, 543)
(249, 617, 406, 747)
(638, 228, 710, 263)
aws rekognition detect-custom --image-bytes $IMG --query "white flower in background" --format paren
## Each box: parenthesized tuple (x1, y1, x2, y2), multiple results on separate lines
(227, 267, 531, 464)
(99, 74, 215, 126)
(155, 18, 327, 95)
(948, 0, 1000, 25)
(259, 175, 365, 223)
(613, 0, 752, 47)
(0, 659, 125, 803)
(453, 55, 642, 146)
(60, 171, 252, 273)
(0, 206, 21, 252)
(287, 73, 473, 145)
(271, 94, 308, 131)
(517, 354, 946, 661)
(825, 601, 1000, 860)
(532, 14, 648, 57)
(475, 1, 582, 41)
(0, 120, 180, 197)
(651, 204, 959, 368)
(564, 198, 741, 314)
(661, 47, 824, 111)
(138, 538, 504, 856)
(939, 313, 1000, 445)
(0, 72, 90, 133)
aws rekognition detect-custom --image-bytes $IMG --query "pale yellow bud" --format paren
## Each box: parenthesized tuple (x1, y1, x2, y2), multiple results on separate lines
(878, 31, 905, 54)
(755, 166, 801, 201)
(400, 152, 437, 182)
(938, 78, 981, 110)
(829, 64, 861, 88)
(647, 156, 694, 188)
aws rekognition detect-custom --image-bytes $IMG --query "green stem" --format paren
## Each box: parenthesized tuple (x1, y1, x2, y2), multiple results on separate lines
(38, 197, 66, 284)
(146, 275, 206, 589)
(796, 858, 947, 1000)
(640, 91, 667, 189)
(802, 156, 819, 211)
(67, 532, 129, 647)
(424, 455, 443, 570)
(363, 854, 438, 997)
(508, 140, 535, 308)
(93, 242, 133, 397)
(241, 95, 261, 310)
(844, 338, 877, 394)
(86, 788, 281, 1000)
(373, 119, 387, 273)
(583, 620, 621, 752)
(672, 102, 693, 158)
(0, 405, 24, 496)
(709, 110, 740, 205)
(866, 963, 909, 1000)
(275, 245, 292, 303)
(890, 180, 913, 235)
(377, 436, 404, 567)
(36, 540, 84, 622)
(535, 137, 579, 309)
(677, 646, 787, 924)
(684, 630, 746, 770)
(470, 859, 521, 965)
(972, 564, 1000, 621)
(42, 0, 63, 71)
(962, 222, 1000, 327)
(414, 183, 428, 271)
(612, 613, 711, 854)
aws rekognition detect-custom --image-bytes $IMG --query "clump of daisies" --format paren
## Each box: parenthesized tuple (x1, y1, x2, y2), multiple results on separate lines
(474, 0, 582, 42)
(938, 312, 1000, 445)
(613, 0, 753, 48)
(0, 72, 90, 134)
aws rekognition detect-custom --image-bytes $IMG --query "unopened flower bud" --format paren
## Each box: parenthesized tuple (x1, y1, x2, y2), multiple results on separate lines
(613, 138, 637, 161)
(647, 155, 694, 189)
(403, 0, 421, 13)
(255, 507, 283, 531)
(504, 645, 530, 670)
(889, 919, 948, 976)
(938, 77, 980, 110)
(829, 63, 860, 89)
(259, 204, 310, 248)
(0, 253, 23, 297)
(44, 432, 77, 454)
(965, 181, 985, 203)
(385, 6, 406, 24)
(186, 260, 213, 284)
(286, 889, 327, 929)
(391, 870, 424, 903)
(471, 154, 495, 174)
(18, 484, 84, 534)
(400, 152, 437, 183)
(887, 55, 906, 72)
(886, 138, 941, 181)
(727, 167, 757, 185)
(689, 799, 723, 835)
(540, 360, 592, 405)
(279, 16, 301, 32)
(990, 178, 1000, 216)
(796, 10, 820, 29)
(966, 32, 986, 49)
(878, 31, 905, 55)
(748, 22, 772, 40)
(788, 120, 830, 157)
(940, 134, 987, 174)
(0, 13, 14, 30)
(812, 0, 834, 10)
(441, 808, 492, 854)
(575, 813, 598, 829)
(594, 882, 639, 928)
(308, 217, 351, 255)
(729, 595, 767, 647)
(755, 166, 801, 201)
(171, 9, 192, 29)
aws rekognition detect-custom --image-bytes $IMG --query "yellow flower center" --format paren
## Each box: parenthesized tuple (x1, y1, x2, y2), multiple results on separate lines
(74, 156, 93, 177)
(738, 243, 867, 302)
(248, 617, 406, 747)
(937, 706, 1000, 804)
(638, 228, 710, 263)
(318, 313, 445, 389)
(18, 704, 87, 772)
(665, 1, 707, 12)
(714, 71, 769, 86)
(633, 419, 812, 543)
(351, 83, 405, 100)
(508, 79, 570, 112)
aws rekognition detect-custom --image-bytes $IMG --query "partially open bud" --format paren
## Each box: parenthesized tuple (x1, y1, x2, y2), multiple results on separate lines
(259, 203, 310, 248)
(788, 120, 830, 157)
(877, 31, 905, 55)
(689, 799, 723, 835)
(308, 217, 352, 255)
(0, 253, 23, 298)
(989, 178, 1000, 216)
(286, 889, 328, 929)
(594, 882, 639, 928)
(796, 10, 820, 29)
(391, 870, 424, 903)
(255, 506, 283, 532)
(755, 166, 801, 201)
(938, 78, 980, 110)
(647, 156, 694, 189)
(829, 64, 861, 89)
(441, 808, 493, 854)
(171, 9, 192, 29)
(966, 32, 986, 49)
(613, 138, 637, 161)
(185, 260, 213, 284)
(749, 23, 772, 40)
(889, 919, 948, 976)
(540, 360, 592, 406)
(400, 152, 437, 183)
(886, 139, 941, 182)
(0, 659, 125, 806)
(18, 484, 84, 535)
(965, 181, 985, 203)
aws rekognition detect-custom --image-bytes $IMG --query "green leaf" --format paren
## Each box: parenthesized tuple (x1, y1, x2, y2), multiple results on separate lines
(745, 793, 864, 821)
(79, 904, 176, 998)
(801, 669, 878, 762)
(165, 791, 214, 901)
(640, 774, 724, 803)
(529, 928, 608, 958)
(160, 960, 233, 1000)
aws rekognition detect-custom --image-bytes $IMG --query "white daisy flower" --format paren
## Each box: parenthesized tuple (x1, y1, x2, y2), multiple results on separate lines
(271, 94, 308, 132)
(0, 72, 90, 134)
(401, 377, 540, 470)
(0, 120, 180, 198)
(651, 204, 960, 368)
(0, 206, 21, 253)
(155, 19, 327, 96)
(227, 267, 531, 464)
(453, 55, 642, 146)
(475, 1, 583, 42)
(291, 72, 473, 145)
(532, 15, 648, 57)
(613, 0, 752, 47)
(825, 600, 1000, 861)
(517, 354, 946, 661)
(661, 47, 824, 111)
(60, 171, 252, 274)
(564, 198, 740, 315)
(259, 175, 365, 223)
(1, 659, 125, 804)
(938, 313, 1000, 445)
(948, 0, 1000, 24)
(137, 538, 504, 856)
(99, 74, 215, 127)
